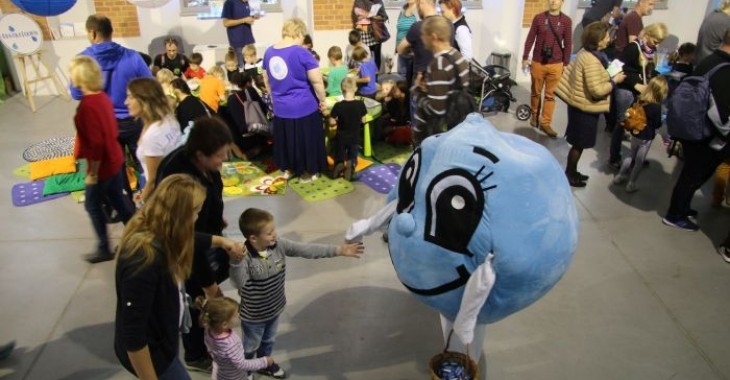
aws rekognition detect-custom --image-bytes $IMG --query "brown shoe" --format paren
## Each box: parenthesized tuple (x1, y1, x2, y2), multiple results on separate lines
(540, 125, 558, 138)
(529, 118, 538, 128)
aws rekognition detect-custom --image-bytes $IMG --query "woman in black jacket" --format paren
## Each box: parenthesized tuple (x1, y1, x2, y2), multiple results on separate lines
(115, 174, 203, 379)
(608, 22, 667, 167)
(115, 174, 244, 378)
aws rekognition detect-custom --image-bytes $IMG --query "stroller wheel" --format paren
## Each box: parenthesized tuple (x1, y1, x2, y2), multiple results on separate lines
(516, 104, 532, 121)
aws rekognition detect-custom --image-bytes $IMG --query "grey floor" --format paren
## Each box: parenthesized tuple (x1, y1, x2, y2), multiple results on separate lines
(0, 89, 729, 380)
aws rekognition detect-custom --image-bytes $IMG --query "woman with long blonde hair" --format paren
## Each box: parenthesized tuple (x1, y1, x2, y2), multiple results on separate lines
(608, 22, 668, 168)
(125, 78, 182, 202)
(114, 174, 204, 379)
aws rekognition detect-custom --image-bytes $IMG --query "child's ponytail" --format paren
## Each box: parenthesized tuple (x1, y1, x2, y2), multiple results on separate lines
(193, 296, 239, 331)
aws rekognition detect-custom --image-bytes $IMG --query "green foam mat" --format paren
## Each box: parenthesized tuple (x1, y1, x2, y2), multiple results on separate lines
(221, 162, 287, 197)
(288, 176, 354, 202)
(371, 142, 413, 165)
(13, 164, 31, 179)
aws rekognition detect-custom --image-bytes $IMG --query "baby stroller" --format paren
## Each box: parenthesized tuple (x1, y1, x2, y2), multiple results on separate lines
(468, 59, 532, 121)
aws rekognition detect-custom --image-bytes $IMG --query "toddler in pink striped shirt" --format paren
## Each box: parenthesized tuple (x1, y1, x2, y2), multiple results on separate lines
(195, 296, 276, 380)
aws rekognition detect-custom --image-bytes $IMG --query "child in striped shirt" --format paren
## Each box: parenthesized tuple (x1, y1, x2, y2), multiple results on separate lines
(195, 296, 275, 380)
(230, 208, 365, 379)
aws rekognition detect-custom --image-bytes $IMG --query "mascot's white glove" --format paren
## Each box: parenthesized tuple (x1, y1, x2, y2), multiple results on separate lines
(453, 254, 496, 345)
(345, 200, 397, 242)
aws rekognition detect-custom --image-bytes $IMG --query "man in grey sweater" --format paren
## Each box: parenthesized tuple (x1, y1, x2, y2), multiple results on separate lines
(697, 0, 730, 62)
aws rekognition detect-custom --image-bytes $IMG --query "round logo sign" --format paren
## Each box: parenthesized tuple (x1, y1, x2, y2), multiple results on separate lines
(0, 13, 43, 55)
(268, 56, 288, 81)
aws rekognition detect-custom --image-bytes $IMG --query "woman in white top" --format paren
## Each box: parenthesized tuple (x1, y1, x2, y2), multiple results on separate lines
(125, 78, 183, 202)
(440, 0, 473, 61)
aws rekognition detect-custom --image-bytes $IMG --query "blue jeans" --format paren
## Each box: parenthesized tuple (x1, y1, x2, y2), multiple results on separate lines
(242, 316, 279, 360)
(397, 54, 413, 84)
(159, 357, 191, 380)
(609, 88, 636, 163)
(85, 166, 135, 253)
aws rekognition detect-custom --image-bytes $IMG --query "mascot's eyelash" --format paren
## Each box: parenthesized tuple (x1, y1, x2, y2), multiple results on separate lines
(474, 165, 497, 192)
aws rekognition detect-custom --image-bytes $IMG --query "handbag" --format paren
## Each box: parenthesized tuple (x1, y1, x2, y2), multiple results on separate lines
(371, 17, 390, 43)
(234, 90, 272, 136)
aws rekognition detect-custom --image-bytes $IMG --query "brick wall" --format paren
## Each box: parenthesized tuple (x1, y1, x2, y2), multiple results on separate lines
(313, 0, 353, 30)
(0, 0, 141, 39)
(523, 0, 547, 27)
(93, 0, 140, 37)
(0, 1, 52, 40)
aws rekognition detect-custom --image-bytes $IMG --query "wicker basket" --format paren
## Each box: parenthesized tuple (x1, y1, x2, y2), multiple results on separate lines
(428, 330, 479, 380)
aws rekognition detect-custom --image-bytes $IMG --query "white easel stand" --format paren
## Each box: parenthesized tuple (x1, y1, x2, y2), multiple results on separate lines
(14, 50, 70, 112)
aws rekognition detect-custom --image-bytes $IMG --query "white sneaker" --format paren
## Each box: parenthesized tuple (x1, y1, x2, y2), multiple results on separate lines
(246, 374, 254, 380)
(718, 245, 730, 264)
(625, 182, 638, 193)
(613, 174, 627, 185)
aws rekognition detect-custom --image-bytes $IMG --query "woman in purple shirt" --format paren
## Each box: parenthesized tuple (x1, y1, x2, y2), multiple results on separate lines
(263, 17, 327, 182)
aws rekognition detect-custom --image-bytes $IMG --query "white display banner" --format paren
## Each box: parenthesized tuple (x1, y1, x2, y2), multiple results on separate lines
(0, 13, 43, 55)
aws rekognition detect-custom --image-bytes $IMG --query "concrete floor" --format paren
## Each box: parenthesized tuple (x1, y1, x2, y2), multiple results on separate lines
(0, 90, 729, 380)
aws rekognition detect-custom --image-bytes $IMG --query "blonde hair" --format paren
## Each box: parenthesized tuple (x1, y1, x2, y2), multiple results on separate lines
(328, 46, 343, 61)
(127, 78, 173, 124)
(341, 76, 357, 93)
(282, 17, 307, 39)
(638, 76, 668, 104)
(69, 55, 103, 92)
(207, 66, 225, 79)
(642, 23, 668, 45)
(238, 208, 274, 239)
(421, 15, 452, 42)
(118, 174, 205, 281)
(242, 44, 257, 58)
(194, 296, 239, 331)
(156, 68, 175, 85)
(224, 47, 237, 63)
(352, 45, 369, 62)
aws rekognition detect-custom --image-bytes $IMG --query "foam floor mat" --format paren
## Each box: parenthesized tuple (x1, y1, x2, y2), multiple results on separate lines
(221, 162, 287, 197)
(12, 164, 31, 179)
(12, 180, 68, 207)
(358, 163, 402, 194)
(371, 142, 413, 165)
(288, 176, 354, 202)
(22, 136, 75, 162)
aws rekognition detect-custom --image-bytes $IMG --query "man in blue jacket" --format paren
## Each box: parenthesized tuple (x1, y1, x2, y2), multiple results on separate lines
(71, 15, 152, 190)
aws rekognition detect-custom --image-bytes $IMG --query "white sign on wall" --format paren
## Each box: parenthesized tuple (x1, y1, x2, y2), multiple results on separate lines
(0, 13, 43, 55)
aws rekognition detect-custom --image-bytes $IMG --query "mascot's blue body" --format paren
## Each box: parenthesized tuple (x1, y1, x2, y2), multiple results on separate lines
(387, 114, 579, 324)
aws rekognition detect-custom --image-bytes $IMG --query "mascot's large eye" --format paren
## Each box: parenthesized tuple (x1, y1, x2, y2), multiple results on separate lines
(397, 149, 421, 213)
(424, 169, 485, 256)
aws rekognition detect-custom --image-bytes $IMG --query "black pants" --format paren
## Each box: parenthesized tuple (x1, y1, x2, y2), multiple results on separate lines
(182, 247, 230, 362)
(116, 117, 143, 202)
(666, 140, 730, 219)
(369, 43, 382, 71)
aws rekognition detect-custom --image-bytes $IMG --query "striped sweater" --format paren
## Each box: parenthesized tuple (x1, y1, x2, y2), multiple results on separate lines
(204, 329, 269, 380)
(229, 238, 338, 323)
(413, 48, 470, 128)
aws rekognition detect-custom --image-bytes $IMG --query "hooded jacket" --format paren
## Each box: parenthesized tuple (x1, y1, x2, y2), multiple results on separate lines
(70, 42, 152, 119)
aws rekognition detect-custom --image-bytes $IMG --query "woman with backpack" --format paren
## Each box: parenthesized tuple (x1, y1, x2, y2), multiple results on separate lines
(556, 22, 625, 188)
(612, 76, 668, 193)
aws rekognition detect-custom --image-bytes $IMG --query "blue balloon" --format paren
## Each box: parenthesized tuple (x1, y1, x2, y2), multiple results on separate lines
(388, 114, 579, 324)
(10, 0, 76, 17)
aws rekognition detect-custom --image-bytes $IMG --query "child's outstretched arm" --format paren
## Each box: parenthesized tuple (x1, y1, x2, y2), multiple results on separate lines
(337, 242, 365, 258)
